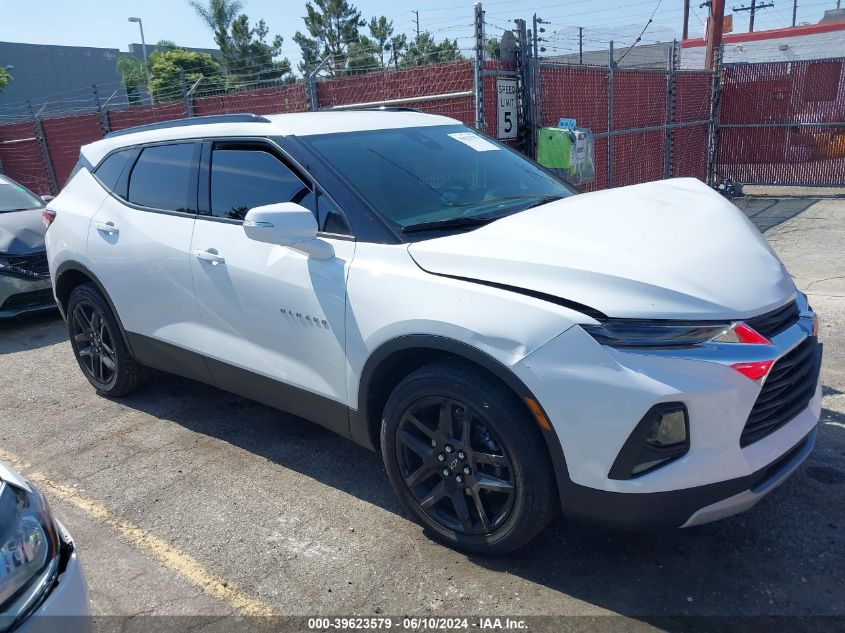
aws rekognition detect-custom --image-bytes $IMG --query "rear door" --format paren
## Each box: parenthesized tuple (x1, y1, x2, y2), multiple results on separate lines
(87, 141, 209, 371)
(189, 140, 354, 430)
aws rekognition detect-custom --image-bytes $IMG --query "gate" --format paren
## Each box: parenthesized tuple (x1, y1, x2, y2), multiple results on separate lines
(717, 57, 845, 187)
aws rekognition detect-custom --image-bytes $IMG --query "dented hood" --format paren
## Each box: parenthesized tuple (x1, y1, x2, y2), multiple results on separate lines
(0, 208, 46, 255)
(408, 178, 796, 320)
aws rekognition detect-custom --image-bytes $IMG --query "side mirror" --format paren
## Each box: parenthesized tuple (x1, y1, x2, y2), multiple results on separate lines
(243, 202, 333, 259)
(41, 195, 55, 204)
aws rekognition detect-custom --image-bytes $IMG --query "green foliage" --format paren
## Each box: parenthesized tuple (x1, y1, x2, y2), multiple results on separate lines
(228, 15, 292, 86)
(148, 49, 224, 102)
(387, 33, 407, 70)
(0, 66, 11, 93)
(116, 55, 146, 104)
(189, 0, 291, 87)
(485, 36, 501, 61)
(368, 16, 393, 68)
(189, 0, 242, 58)
(401, 33, 464, 67)
(155, 40, 180, 54)
(294, 0, 365, 75)
(346, 36, 379, 74)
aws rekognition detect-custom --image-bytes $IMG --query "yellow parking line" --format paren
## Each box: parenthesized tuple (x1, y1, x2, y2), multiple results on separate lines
(0, 448, 274, 617)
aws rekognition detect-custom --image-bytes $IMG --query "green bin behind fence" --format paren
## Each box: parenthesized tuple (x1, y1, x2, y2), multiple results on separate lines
(536, 126, 596, 186)
(537, 127, 574, 170)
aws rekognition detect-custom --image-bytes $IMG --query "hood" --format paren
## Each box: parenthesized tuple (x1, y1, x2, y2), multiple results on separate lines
(0, 460, 32, 493)
(0, 208, 47, 255)
(408, 178, 795, 320)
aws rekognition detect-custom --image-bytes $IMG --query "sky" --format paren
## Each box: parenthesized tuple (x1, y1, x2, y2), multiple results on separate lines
(0, 0, 840, 70)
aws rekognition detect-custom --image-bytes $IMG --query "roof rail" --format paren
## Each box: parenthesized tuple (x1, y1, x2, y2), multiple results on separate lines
(104, 113, 270, 139)
(338, 106, 422, 113)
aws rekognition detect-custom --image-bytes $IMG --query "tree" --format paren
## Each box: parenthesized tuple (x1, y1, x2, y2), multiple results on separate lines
(368, 16, 393, 68)
(148, 49, 225, 102)
(484, 36, 501, 61)
(189, 0, 291, 87)
(116, 56, 145, 104)
(346, 36, 379, 74)
(401, 33, 464, 67)
(0, 66, 12, 94)
(228, 15, 292, 86)
(387, 33, 407, 70)
(155, 39, 180, 54)
(294, 0, 365, 76)
(189, 0, 242, 61)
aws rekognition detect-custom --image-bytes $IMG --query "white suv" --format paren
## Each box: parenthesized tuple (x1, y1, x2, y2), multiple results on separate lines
(45, 111, 822, 554)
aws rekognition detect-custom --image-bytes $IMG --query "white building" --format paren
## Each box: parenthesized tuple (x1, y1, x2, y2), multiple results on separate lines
(681, 10, 845, 68)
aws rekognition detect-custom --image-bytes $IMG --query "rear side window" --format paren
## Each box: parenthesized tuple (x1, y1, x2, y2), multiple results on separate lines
(128, 143, 196, 212)
(94, 150, 133, 194)
(209, 147, 310, 221)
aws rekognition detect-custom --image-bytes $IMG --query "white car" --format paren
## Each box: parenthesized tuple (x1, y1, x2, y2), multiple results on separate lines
(45, 112, 822, 554)
(0, 462, 91, 633)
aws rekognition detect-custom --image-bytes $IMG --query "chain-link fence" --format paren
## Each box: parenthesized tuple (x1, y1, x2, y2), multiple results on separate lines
(717, 57, 845, 187)
(6, 2, 838, 197)
(534, 42, 714, 192)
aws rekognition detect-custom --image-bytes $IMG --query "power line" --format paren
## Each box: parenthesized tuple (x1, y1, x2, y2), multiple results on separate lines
(733, 0, 775, 32)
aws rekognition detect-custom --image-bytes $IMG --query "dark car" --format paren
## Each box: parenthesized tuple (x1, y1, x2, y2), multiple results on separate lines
(0, 175, 55, 318)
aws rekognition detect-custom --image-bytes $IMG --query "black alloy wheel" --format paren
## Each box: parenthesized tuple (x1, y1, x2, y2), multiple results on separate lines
(396, 396, 516, 535)
(71, 301, 117, 387)
(381, 360, 558, 554)
(67, 283, 144, 397)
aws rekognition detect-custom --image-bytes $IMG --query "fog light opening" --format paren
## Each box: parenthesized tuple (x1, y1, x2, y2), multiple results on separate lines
(609, 403, 690, 480)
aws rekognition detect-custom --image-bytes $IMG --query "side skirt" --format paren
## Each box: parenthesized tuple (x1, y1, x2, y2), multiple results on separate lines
(126, 332, 351, 438)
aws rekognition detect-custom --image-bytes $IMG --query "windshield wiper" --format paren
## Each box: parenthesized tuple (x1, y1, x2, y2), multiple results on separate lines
(401, 216, 498, 233)
(523, 194, 564, 209)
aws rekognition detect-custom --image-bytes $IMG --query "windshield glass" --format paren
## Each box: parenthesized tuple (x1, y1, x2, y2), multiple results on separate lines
(0, 180, 43, 213)
(301, 125, 575, 231)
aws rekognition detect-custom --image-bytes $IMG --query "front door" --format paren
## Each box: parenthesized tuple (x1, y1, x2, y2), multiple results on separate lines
(189, 141, 354, 432)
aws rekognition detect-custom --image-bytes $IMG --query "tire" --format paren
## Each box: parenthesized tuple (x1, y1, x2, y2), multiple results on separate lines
(380, 359, 558, 555)
(67, 283, 144, 397)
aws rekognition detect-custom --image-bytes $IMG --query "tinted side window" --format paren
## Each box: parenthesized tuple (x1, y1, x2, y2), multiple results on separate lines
(94, 150, 133, 193)
(210, 148, 309, 221)
(128, 143, 196, 212)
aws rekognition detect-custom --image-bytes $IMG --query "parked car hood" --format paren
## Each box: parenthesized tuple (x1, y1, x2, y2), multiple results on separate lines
(0, 209, 46, 255)
(408, 178, 795, 321)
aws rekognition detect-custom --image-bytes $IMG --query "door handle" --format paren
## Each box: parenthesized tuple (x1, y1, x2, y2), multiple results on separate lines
(95, 221, 119, 236)
(195, 249, 225, 265)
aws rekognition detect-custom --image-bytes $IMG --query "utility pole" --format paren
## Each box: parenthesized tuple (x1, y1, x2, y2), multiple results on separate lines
(704, 0, 725, 70)
(733, 0, 774, 33)
(792, 0, 797, 26)
(412, 10, 420, 40)
(579, 27, 583, 63)
(683, 0, 690, 40)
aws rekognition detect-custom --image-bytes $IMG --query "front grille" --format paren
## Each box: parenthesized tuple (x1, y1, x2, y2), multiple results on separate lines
(745, 300, 799, 339)
(741, 337, 821, 447)
(0, 288, 55, 312)
(0, 252, 50, 279)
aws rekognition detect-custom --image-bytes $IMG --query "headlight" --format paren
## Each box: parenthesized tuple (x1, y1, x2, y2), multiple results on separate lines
(581, 321, 732, 348)
(0, 481, 60, 631)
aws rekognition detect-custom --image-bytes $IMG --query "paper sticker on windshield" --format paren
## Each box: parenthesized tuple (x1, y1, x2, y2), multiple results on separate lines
(448, 132, 500, 152)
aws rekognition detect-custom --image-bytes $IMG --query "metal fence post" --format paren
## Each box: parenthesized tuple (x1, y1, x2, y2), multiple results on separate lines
(473, 2, 485, 132)
(515, 19, 533, 157)
(707, 45, 724, 188)
(92, 84, 111, 136)
(27, 101, 58, 195)
(607, 41, 615, 189)
(663, 41, 677, 180)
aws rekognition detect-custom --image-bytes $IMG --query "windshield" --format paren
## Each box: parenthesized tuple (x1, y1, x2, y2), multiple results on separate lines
(0, 180, 43, 213)
(301, 125, 575, 232)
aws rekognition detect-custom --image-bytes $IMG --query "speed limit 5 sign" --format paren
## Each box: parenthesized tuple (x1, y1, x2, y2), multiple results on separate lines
(496, 77, 518, 140)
